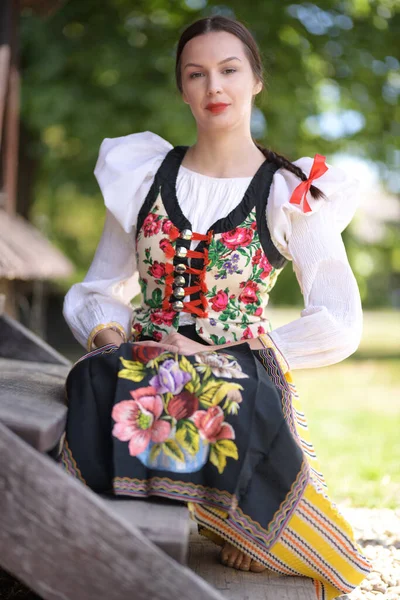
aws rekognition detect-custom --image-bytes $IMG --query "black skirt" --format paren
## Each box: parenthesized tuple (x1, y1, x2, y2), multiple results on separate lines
(59, 326, 370, 599)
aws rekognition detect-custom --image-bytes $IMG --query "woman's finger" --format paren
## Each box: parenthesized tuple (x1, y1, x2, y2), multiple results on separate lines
(132, 341, 179, 353)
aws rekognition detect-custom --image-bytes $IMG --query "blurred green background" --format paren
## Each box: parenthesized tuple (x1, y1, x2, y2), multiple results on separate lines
(17, 0, 400, 507)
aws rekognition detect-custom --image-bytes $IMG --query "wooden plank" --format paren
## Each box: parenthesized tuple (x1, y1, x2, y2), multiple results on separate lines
(0, 422, 225, 600)
(188, 524, 315, 600)
(0, 313, 71, 364)
(0, 358, 69, 452)
(102, 496, 190, 565)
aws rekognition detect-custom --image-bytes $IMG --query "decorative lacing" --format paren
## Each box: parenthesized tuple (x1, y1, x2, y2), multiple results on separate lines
(161, 224, 212, 318)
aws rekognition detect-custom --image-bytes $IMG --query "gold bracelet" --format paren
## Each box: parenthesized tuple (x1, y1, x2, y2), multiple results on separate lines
(259, 333, 290, 374)
(87, 322, 127, 352)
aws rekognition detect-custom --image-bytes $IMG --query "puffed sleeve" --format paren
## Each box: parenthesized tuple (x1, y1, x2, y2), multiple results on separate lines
(266, 157, 363, 370)
(63, 131, 173, 350)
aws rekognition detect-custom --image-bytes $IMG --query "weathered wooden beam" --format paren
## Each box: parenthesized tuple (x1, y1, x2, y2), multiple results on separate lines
(0, 422, 225, 600)
(0, 358, 69, 452)
(0, 312, 71, 364)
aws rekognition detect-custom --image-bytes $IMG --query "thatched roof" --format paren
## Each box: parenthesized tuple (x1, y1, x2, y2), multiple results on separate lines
(0, 209, 74, 280)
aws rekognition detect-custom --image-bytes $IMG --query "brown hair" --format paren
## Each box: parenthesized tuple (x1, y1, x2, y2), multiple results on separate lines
(175, 15, 326, 201)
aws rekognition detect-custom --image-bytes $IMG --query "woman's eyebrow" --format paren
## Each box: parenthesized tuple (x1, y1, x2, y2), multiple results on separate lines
(184, 56, 242, 69)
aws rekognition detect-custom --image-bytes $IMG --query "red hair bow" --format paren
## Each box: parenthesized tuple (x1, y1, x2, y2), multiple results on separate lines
(289, 154, 328, 213)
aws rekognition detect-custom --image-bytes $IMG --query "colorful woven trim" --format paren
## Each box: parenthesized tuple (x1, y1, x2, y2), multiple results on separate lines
(87, 321, 127, 352)
(259, 333, 290, 374)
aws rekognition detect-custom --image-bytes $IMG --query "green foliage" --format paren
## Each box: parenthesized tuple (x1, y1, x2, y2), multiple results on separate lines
(271, 307, 400, 508)
(19, 0, 400, 302)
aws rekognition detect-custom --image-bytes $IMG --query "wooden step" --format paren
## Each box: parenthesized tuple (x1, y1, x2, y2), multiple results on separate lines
(0, 313, 71, 365)
(188, 523, 315, 600)
(101, 496, 190, 564)
(0, 423, 225, 600)
(0, 358, 69, 452)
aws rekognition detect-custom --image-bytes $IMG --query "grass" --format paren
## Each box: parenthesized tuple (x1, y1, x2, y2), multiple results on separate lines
(268, 308, 400, 508)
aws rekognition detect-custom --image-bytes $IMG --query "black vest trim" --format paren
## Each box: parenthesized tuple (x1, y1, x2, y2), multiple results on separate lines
(136, 145, 287, 269)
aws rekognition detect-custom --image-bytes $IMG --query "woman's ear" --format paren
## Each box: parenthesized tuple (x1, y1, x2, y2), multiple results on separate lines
(181, 91, 190, 105)
(253, 80, 263, 96)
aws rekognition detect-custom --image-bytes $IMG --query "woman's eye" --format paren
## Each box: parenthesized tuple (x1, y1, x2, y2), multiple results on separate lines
(189, 72, 203, 79)
(223, 68, 236, 74)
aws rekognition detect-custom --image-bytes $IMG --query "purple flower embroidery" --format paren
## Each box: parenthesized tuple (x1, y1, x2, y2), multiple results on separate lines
(150, 359, 191, 395)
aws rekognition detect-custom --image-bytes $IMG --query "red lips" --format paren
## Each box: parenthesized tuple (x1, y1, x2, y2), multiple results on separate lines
(205, 102, 230, 114)
(206, 102, 229, 109)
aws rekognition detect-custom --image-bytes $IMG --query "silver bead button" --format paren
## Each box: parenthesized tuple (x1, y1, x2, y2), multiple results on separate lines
(180, 229, 192, 240)
(175, 263, 187, 274)
(174, 275, 185, 286)
(176, 246, 188, 258)
(173, 287, 185, 299)
(172, 301, 184, 311)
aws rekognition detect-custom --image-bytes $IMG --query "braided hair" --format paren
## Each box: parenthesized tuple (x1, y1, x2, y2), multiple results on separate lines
(254, 144, 327, 201)
(176, 15, 326, 202)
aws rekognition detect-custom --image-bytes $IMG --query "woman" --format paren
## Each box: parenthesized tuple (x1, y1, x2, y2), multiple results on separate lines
(62, 15, 370, 599)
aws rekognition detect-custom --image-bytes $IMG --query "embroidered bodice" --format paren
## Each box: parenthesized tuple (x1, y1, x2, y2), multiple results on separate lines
(133, 145, 285, 344)
(63, 131, 363, 370)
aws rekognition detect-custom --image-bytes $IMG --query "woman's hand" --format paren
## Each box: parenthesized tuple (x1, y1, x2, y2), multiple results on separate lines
(93, 328, 178, 353)
(162, 332, 211, 355)
(131, 340, 179, 353)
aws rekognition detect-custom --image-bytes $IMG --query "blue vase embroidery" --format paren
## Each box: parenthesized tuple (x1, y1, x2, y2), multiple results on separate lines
(137, 434, 209, 473)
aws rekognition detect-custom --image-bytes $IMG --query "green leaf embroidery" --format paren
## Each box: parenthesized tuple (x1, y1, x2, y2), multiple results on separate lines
(179, 355, 201, 393)
(198, 380, 225, 407)
(176, 420, 200, 456)
(210, 382, 244, 407)
(215, 439, 239, 460)
(118, 358, 146, 382)
(149, 444, 162, 462)
(152, 288, 162, 305)
(162, 439, 185, 463)
(209, 445, 227, 474)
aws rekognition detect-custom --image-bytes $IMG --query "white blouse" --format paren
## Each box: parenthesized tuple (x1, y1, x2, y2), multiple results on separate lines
(63, 131, 363, 370)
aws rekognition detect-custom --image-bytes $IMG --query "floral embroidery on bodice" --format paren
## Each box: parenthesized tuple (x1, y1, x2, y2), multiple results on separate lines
(131, 146, 287, 345)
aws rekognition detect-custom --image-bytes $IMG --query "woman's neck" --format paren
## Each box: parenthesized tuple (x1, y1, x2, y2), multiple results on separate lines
(182, 128, 266, 178)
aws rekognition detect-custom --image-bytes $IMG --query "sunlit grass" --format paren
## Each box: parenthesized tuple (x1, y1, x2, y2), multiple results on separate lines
(269, 308, 400, 508)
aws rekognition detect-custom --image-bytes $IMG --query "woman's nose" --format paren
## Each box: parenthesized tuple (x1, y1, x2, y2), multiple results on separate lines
(207, 74, 223, 95)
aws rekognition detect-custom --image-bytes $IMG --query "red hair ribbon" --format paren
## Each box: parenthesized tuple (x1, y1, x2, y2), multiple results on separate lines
(289, 154, 328, 214)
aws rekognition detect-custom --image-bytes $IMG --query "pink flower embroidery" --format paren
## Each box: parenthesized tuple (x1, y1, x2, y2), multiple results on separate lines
(191, 406, 235, 443)
(239, 280, 259, 304)
(252, 248, 262, 266)
(162, 219, 173, 234)
(112, 386, 171, 456)
(150, 309, 176, 326)
(143, 213, 161, 237)
(210, 290, 229, 312)
(149, 261, 166, 279)
(221, 227, 253, 250)
(241, 327, 254, 340)
(259, 254, 273, 279)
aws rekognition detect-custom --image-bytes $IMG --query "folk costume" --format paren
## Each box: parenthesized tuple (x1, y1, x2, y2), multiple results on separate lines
(61, 131, 370, 599)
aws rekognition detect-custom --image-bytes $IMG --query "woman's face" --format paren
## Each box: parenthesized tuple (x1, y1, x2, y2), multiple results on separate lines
(180, 31, 262, 132)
